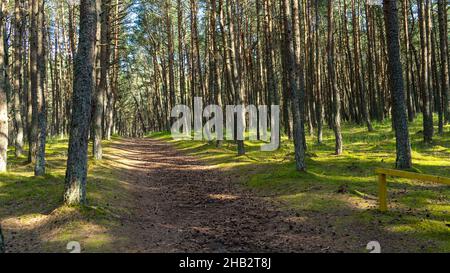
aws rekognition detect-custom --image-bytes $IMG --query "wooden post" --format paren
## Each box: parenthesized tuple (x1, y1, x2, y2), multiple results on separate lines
(378, 173, 388, 212)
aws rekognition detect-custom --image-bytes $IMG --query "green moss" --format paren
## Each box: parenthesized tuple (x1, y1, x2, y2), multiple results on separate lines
(0, 139, 132, 253)
(151, 116, 450, 252)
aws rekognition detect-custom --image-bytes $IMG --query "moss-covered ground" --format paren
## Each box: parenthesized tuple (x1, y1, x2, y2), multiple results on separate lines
(150, 117, 450, 252)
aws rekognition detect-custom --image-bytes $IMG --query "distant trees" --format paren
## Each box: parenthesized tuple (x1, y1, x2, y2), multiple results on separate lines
(0, 0, 448, 176)
(64, 0, 98, 205)
(116, 0, 449, 169)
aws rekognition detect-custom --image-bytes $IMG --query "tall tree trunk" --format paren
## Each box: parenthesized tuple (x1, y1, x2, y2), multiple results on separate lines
(64, 0, 98, 205)
(284, 0, 306, 171)
(165, 0, 176, 110)
(352, 0, 373, 132)
(93, 0, 111, 160)
(177, 0, 186, 106)
(383, 0, 412, 169)
(0, 0, 7, 172)
(401, 0, 414, 122)
(327, 0, 343, 155)
(264, 0, 279, 126)
(418, 0, 433, 143)
(13, 0, 24, 158)
(29, 0, 38, 164)
(210, 0, 223, 147)
(292, 0, 307, 150)
(35, 0, 47, 176)
(314, 0, 323, 144)
(227, 0, 245, 155)
(438, 0, 449, 124)
(107, 0, 119, 140)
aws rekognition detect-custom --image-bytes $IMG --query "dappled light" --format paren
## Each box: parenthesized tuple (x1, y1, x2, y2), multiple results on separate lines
(0, 0, 449, 256)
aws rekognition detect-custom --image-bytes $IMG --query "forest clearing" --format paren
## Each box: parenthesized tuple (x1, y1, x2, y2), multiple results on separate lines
(0, 0, 449, 255)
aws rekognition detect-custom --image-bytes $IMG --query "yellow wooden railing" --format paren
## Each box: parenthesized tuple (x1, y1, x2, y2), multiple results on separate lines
(375, 168, 450, 212)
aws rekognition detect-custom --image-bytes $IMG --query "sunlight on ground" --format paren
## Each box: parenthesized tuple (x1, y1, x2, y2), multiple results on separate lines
(208, 194, 240, 201)
(0, 117, 448, 252)
(0, 138, 132, 252)
(150, 117, 450, 252)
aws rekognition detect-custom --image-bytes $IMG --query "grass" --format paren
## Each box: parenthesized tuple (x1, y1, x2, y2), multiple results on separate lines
(0, 137, 132, 253)
(150, 117, 450, 252)
(1, 117, 448, 253)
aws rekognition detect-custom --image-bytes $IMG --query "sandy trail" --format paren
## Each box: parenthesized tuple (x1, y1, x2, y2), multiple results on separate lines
(107, 138, 361, 253)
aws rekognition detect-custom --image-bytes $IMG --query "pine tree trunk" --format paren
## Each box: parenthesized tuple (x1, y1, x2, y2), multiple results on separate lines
(177, 0, 186, 106)
(35, 0, 47, 176)
(29, 0, 38, 165)
(418, 0, 433, 143)
(93, 0, 104, 160)
(438, 0, 449, 124)
(383, 0, 412, 169)
(13, 0, 24, 158)
(401, 0, 414, 122)
(0, 0, 7, 172)
(227, 0, 245, 155)
(284, 0, 305, 171)
(64, 0, 98, 205)
(314, 0, 323, 144)
(327, 0, 343, 155)
(352, 0, 373, 132)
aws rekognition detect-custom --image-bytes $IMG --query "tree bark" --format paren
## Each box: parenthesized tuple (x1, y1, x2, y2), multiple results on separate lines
(93, 0, 111, 160)
(13, 0, 24, 158)
(177, 0, 186, 106)
(438, 0, 449, 124)
(327, 0, 343, 155)
(383, 0, 412, 169)
(314, 0, 323, 144)
(227, 0, 245, 155)
(165, 0, 176, 110)
(284, 0, 306, 171)
(64, 0, 98, 206)
(0, 0, 7, 172)
(418, 0, 433, 143)
(35, 0, 47, 176)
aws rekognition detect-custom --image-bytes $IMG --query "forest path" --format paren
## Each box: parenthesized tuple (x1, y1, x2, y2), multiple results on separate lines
(107, 138, 359, 253)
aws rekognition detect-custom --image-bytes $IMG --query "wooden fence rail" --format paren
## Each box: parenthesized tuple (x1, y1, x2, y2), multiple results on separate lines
(375, 168, 450, 212)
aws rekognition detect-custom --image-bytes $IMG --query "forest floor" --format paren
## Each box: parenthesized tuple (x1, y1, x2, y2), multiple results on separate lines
(0, 118, 449, 253)
(148, 117, 450, 253)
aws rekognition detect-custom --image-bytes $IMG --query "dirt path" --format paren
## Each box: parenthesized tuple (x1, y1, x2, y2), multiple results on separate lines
(106, 138, 372, 253)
